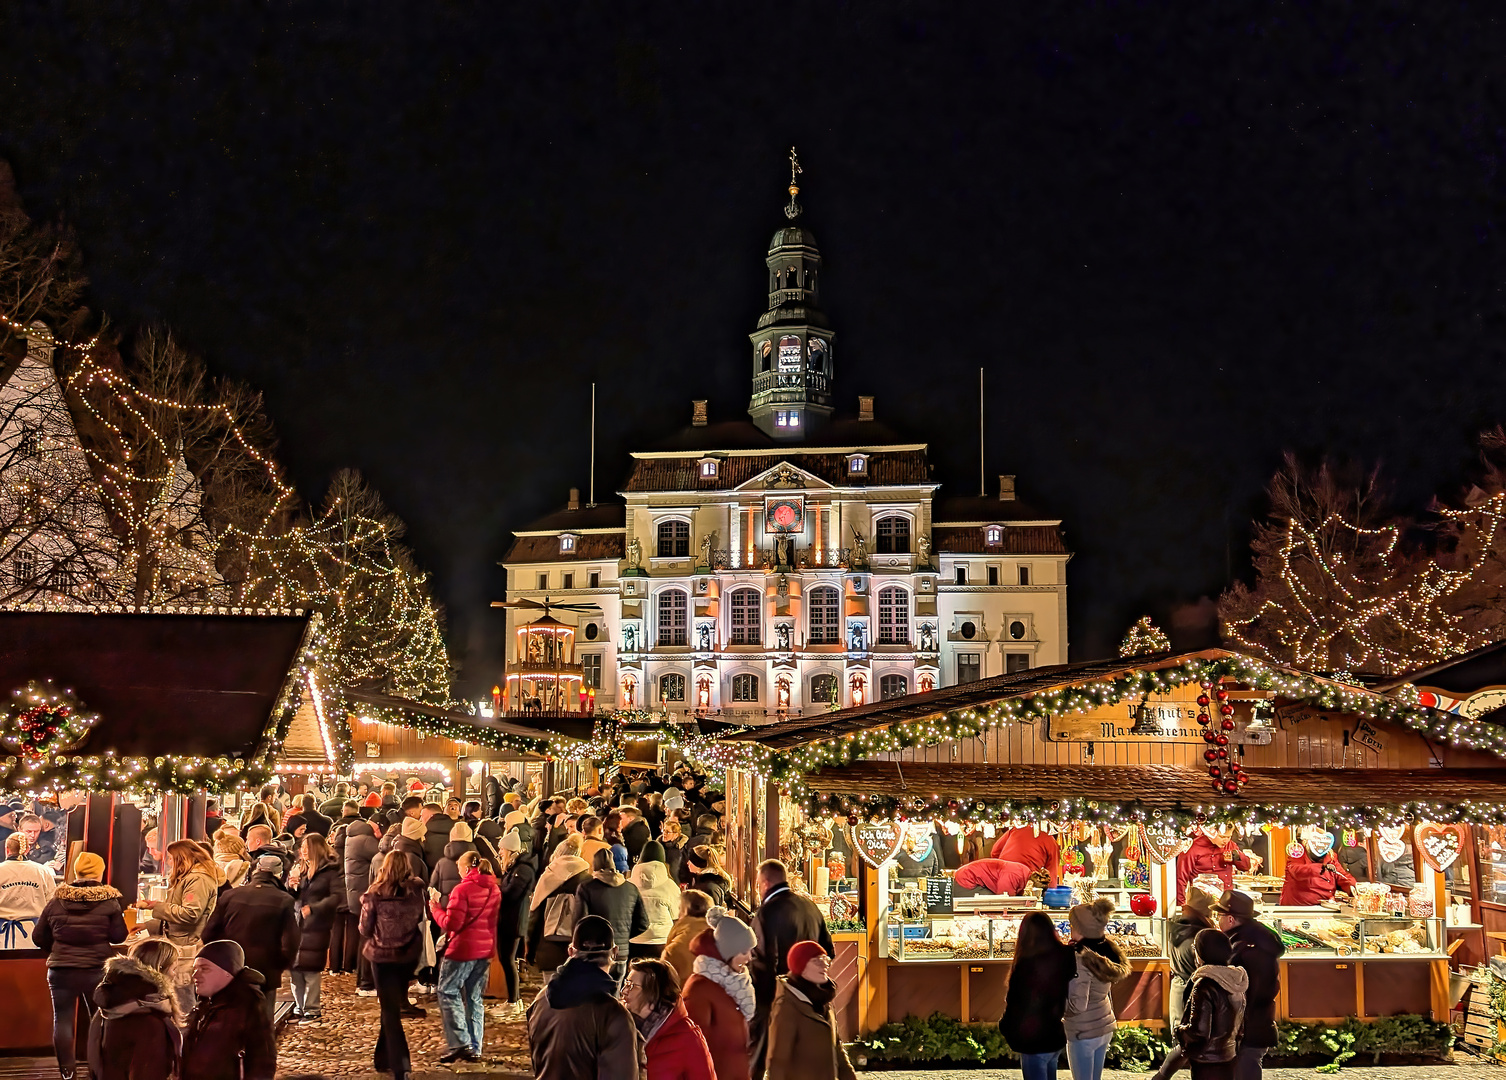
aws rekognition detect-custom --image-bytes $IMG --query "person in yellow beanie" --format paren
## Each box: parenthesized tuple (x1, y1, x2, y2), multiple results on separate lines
(32, 852, 127, 1080)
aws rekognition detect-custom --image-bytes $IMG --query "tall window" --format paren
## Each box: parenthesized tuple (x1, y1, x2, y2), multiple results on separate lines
(877, 585, 909, 644)
(731, 673, 760, 702)
(810, 673, 838, 706)
(17, 425, 40, 460)
(657, 520, 690, 558)
(807, 585, 840, 644)
(875, 516, 910, 554)
(955, 566, 967, 585)
(12, 547, 36, 588)
(729, 587, 762, 645)
(657, 589, 688, 646)
(880, 674, 909, 701)
(581, 654, 602, 689)
(958, 653, 981, 683)
(1018, 565, 1031, 586)
(660, 673, 685, 702)
(987, 566, 999, 586)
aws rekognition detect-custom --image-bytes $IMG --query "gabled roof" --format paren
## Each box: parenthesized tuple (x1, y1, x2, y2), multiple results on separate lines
(624, 448, 931, 493)
(933, 525, 1070, 556)
(503, 532, 625, 565)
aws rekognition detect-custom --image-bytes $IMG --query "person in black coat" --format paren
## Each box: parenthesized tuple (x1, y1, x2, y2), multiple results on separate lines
(342, 818, 381, 994)
(32, 852, 129, 1079)
(429, 822, 477, 906)
(1176, 929, 1247, 1080)
(748, 858, 835, 1080)
(327, 812, 360, 975)
(574, 848, 648, 989)
(482, 775, 504, 820)
(419, 804, 455, 873)
(999, 911, 1076, 1080)
(289, 834, 341, 1020)
(620, 808, 652, 865)
(201, 857, 300, 1028)
(282, 793, 332, 839)
(181, 940, 275, 1080)
(495, 830, 537, 1013)
(88, 952, 182, 1080)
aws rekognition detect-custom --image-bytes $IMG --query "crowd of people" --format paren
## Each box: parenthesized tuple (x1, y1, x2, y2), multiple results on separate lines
(3, 764, 854, 1080)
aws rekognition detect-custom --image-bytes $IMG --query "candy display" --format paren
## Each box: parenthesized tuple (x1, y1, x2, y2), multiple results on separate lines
(1354, 882, 1389, 915)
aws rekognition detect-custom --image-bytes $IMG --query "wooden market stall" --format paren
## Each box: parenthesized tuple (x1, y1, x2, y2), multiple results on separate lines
(710, 648, 1506, 1036)
(0, 608, 317, 1052)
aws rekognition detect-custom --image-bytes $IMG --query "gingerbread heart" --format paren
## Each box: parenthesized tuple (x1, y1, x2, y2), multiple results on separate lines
(852, 821, 905, 868)
(1415, 821, 1466, 873)
(1142, 822, 1188, 864)
(1377, 825, 1407, 865)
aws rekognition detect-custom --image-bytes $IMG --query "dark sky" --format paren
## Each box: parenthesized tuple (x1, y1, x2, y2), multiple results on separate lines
(4, 5, 1506, 695)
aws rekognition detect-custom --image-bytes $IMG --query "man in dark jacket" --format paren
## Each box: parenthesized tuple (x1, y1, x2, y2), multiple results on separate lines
(201, 856, 300, 1027)
(1217, 890, 1285, 1080)
(342, 818, 381, 995)
(619, 807, 651, 865)
(318, 783, 350, 820)
(243, 825, 293, 884)
(282, 794, 332, 839)
(749, 858, 834, 1080)
(575, 848, 648, 988)
(182, 940, 275, 1080)
(527, 915, 640, 1080)
(419, 802, 455, 873)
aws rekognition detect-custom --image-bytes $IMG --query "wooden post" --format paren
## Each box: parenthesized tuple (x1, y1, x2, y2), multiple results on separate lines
(764, 780, 781, 862)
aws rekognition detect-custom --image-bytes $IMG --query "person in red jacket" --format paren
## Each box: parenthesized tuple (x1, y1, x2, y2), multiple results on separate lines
(430, 852, 501, 1064)
(1280, 827, 1356, 906)
(989, 827, 1062, 886)
(1175, 826, 1259, 904)
(625, 957, 715, 1080)
(682, 909, 756, 1080)
(954, 858, 1036, 897)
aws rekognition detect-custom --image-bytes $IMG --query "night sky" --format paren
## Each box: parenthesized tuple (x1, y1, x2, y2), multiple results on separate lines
(5, 6, 1506, 695)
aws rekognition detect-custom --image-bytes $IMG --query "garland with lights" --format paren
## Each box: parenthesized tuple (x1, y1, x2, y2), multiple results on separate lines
(740, 652, 1506, 791)
(346, 695, 549, 757)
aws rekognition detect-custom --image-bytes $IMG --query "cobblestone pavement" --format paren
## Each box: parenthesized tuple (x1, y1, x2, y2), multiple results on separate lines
(274, 970, 539, 1078)
(861, 1070, 1499, 1080)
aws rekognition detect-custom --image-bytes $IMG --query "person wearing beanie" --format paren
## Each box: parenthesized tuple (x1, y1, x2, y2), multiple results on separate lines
(213, 830, 252, 889)
(1063, 898, 1131, 1080)
(528, 914, 641, 1080)
(1174, 928, 1248, 1080)
(181, 940, 275, 1080)
(201, 852, 300, 1028)
(628, 840, 680, 959)
(766, 939, 856, 1080)
(32, 851, 128, 1079)
(383, 814, 430, 884)
(1165, 886, 1219, 1047)
(682, 907, 757, 1080)
(492, 812, 540, 1021)
(429, 819, 478, 907)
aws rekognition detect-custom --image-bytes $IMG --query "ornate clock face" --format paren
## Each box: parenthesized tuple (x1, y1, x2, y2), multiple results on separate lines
(764, 496, 805, 533)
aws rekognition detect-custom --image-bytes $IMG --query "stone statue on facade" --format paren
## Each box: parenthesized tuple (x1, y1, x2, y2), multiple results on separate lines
(699, 532, 713, 568)
(919, 622, 938, 652)
(697, 622, 713, 651)
(626, 535, 642, 570)
(917, 532, 932, 566)
(776, 623, 792, 650)
(622, 624, 639, 652)
(848, 621, 865, 651)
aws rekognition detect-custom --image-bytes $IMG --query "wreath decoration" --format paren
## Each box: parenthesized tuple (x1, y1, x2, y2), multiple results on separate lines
(1, 680, 101, 761)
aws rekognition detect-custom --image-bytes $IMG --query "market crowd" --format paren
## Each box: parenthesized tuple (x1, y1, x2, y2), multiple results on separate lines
(1, 764, 853, 1080)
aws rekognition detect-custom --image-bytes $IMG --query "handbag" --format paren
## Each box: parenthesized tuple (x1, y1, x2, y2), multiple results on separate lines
(542, 893, 579, 942)
(420, 919, 438, 971)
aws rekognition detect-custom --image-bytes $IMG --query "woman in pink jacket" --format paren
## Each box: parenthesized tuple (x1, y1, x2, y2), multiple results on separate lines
(429, 852, 501, 1064)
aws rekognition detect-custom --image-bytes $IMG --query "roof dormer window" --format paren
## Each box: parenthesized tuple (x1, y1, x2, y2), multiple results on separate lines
(984, 525, 1003, 548)
(559, 533, 577, 554)
(699, 458, 719, 479)
(847, 454, 868, 476)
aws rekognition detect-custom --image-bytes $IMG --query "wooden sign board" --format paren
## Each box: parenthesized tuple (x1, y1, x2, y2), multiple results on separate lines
(853, 821, 904, 868)
(1048, 688, 1209, 743)
(1352, 720, 1385, 754)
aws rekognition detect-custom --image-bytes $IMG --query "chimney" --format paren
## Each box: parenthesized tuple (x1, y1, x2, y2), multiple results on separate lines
(567, 487, 581, 510)
(858, 395, 874, 422)
(692, 400, 708, 427)
(999, 475, 1016, 501)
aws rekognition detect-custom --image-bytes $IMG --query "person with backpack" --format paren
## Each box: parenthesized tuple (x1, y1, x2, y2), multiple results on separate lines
(527, 833, 591, 981)
(359, 839, 428, 1080)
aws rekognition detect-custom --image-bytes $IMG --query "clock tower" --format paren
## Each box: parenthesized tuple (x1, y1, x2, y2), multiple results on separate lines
(748, 148, 836, 439)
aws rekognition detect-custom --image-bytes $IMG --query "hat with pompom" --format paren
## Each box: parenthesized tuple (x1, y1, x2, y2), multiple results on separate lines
(1069, 896, 1115, 940)
(706, 906, 756, 961)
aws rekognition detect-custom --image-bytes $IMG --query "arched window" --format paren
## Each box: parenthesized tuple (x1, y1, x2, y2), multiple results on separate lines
(785, 267, 799, 289)
(880, 674, 909, 701)
(657, 589, 688, 646)
(810, 672, 838, 706)
(875, 515, 911, 554)
(807, 585, 840, 644)
(729, 587, 762, 644)
(656, 519, 690, 558)
(731, 673, 760, 702)
(877, 585, 909, 644)
(660, 673, 685, 702)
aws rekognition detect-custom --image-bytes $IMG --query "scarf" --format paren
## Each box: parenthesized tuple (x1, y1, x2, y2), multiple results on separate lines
(531, 854, 589, 911)
(788, 974, 836, 1011)
(101, 993, 176, 1021)
(692, 953, 756, 1019)
(635, 1000, 675, 1044)
(1192, 963, 1249, 1013)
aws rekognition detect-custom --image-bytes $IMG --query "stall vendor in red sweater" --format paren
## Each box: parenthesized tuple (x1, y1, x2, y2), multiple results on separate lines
(952, 859, 1037, 897)
(988, 826, 1061, 886)
(1281, 825, 1356, 906)
(1175, 824, 1261, 904)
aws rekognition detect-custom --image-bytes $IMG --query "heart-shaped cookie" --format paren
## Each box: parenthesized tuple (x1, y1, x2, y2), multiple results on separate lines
(852, 821, 905, 868)
(1142, 822, 1188, 864)
(1415, 821, 1466, 873)
(1376, 825, 1407, 865)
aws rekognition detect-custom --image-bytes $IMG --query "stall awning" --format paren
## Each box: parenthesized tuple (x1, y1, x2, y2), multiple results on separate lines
(340, 688, 581, 743)
(806, 761, 1506, 808)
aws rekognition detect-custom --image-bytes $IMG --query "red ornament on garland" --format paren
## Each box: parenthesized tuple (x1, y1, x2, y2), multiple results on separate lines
(1, 680, 100, 762)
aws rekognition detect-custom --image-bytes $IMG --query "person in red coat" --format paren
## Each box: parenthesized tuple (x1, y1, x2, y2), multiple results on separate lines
(1175, 826, 1259, 904)
(625, 957, 716, 1080)
(682, 909, 757, 1080)
(954, 858, 1036, 897)
(1280, 828, 1356, 906)
(430, 853, 502, 1063)
(989, 827, 1062, 886)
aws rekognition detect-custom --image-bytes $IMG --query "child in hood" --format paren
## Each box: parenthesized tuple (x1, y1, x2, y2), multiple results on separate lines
(1175, 928, 1248, 1080)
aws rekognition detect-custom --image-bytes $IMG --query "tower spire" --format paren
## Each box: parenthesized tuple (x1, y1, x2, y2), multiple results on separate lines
(785, 146, 803, 220)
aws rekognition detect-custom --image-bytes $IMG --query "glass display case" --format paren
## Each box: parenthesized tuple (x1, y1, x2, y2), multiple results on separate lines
(1259, 910, 1444, 957)
(884, 911, 1168, 962)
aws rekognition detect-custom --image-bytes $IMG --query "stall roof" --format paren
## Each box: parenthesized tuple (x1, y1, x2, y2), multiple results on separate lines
(724, 649, 1382, 752)
(803, 761, 1506, 811)
(340, 688, 588, 743)
(1372, 638, 1506, 696)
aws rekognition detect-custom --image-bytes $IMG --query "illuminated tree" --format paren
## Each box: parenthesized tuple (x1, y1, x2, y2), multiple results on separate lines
(1119, 616, 1170, 658)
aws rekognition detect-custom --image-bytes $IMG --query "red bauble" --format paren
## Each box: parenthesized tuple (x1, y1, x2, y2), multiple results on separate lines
(1207, 765, 1222, 778)
(1197, 694, 1211, 707)
(1203, 749, 1218, 761)
(1197, 712, 1210, 726)
(1216, 748, 1228, 759)
(1215, 689, 1229, 701)
(1215, 734, 1229, 746)
(1223, 779, 1240, 794)
(1202, 730, 1216, 743)
(1221, 718, 1235, 730)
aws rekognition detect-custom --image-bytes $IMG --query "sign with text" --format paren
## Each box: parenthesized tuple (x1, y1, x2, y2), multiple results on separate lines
(924, 876, 954, 914)
(1047, 688, 1209, 743)
(1352, 720, 1385, 754)
(852, 821, 905, 868)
